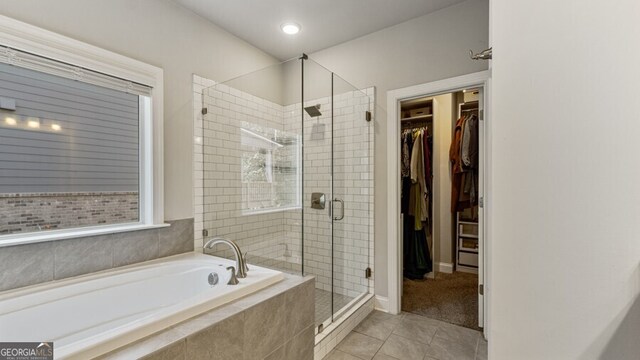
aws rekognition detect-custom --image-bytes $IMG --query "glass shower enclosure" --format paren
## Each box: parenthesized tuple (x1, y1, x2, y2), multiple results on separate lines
(199, 55, 373, 331)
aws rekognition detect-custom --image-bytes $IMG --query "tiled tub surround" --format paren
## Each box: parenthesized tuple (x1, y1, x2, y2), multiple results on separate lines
(0, 253, 289, 359)
(0, 218, 194, 292)
(0, 192, 138, 234)
(98, 273, 315, 360)
(193, 75, 374, 299)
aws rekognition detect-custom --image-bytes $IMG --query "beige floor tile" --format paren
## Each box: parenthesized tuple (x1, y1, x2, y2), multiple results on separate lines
(476, 338, 488, 360)
(325, 349, 362, 360)
(378, 334, 429, 360)
(354, 316, 399, 341)
(336, 332, 384, 360)
(424, 335, 477, 360)
(392, 315, 439, 345)
(371, 353, 397, 360)
(433, 322, 480, 348)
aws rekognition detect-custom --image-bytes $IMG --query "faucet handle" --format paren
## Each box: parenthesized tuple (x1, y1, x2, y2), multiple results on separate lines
(226, 266, 239, 285)
(242, 252, 249, 273)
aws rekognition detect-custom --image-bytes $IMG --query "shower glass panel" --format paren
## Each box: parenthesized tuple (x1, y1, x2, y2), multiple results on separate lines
(301, 59, 334, 327)
(200, 55, 372, 331)
(330, 73, 372, 320)
(200, 59, 303, 275)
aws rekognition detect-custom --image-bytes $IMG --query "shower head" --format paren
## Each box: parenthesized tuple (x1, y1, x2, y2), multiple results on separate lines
(304, 104, 322, 117)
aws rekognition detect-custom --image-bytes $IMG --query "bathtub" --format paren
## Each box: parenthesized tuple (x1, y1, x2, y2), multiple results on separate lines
(0, 252, 284, 359)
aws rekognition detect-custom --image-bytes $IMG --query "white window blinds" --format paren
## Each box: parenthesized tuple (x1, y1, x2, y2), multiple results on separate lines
(0, 45, 152, 96)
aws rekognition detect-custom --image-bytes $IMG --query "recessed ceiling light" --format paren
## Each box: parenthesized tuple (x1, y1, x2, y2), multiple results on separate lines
(281, 23, 300, 35)
(27, 119, 40, 129)
(51, 124, 62, 131)
(4, 117, 16, 126)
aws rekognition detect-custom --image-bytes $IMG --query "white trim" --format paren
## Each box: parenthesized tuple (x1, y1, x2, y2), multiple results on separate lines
(386, 71, 491, 322)
(374, 295, 389, 312)
(0, 223, 170, 248)
(0, 14, 165, 244)
(436, 262, 454, 274)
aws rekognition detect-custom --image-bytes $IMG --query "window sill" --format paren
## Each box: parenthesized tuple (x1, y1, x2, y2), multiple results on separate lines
(241, 206, 302, 216)
(0, 223, 170, 248)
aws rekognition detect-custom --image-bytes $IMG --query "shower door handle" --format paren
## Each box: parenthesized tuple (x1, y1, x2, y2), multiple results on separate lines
(333, 198, 344, 221)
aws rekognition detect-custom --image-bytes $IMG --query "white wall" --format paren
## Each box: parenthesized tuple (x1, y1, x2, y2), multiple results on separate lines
(310, 0, 489, 296)
(0, 0, 279, 220)
(490, 0, 640, 358)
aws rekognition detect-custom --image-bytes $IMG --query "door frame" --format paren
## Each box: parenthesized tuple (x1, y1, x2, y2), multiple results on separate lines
(385, 70, 492, 335)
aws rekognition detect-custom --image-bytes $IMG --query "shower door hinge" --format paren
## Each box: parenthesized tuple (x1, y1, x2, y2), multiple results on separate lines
(201, 107, 208, 115)
(365, 111, 372, 122)
(202, 229, 209, 237)
(365, 267, 372, 279)
(479, 109, 484, 121)
(479, 284, 484, 295)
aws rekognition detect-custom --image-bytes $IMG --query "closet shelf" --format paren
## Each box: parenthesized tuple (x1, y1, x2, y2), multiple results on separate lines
(401, 114, 433, 122)
(459, 234, 478, 239)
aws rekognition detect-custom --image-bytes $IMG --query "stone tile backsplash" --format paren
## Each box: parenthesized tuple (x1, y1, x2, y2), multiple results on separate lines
(0, 192, 138, 235)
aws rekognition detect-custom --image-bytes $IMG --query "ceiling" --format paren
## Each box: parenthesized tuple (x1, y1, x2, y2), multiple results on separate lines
(173, 0, 467, 60)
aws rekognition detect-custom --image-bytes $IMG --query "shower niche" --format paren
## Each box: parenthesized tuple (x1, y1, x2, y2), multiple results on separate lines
(195, 55, 374, 331)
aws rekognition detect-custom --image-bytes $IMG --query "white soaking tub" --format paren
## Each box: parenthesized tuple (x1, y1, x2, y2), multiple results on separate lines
(0, 253, 284, 359)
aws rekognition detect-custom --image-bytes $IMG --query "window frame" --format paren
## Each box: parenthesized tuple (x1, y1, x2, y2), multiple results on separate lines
(0, 14, 165, 247)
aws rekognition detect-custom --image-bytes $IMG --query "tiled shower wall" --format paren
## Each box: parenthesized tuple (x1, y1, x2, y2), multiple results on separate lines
(193, 75, 374, 298)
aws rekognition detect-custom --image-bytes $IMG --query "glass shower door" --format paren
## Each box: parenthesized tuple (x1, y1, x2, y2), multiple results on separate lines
(301, 58, 334, 329)
(331, 74, 372, 320)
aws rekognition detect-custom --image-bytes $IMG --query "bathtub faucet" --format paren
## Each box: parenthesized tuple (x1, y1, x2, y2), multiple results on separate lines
(203, 237, 248, 279)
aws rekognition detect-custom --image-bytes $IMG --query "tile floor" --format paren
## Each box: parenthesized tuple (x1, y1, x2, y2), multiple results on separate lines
(315, 288, 355, 326)
(325, 310, 487, 360)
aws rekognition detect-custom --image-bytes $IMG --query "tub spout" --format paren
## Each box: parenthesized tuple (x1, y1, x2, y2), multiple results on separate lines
(204, 237, 247, 279)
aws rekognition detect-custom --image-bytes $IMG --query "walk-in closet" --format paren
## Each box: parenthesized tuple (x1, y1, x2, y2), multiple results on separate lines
(399, 89, 482, 330)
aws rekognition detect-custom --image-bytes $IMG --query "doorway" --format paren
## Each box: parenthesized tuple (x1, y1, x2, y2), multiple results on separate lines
(385, 71, 491, 336)
(399, 90, 481, 329)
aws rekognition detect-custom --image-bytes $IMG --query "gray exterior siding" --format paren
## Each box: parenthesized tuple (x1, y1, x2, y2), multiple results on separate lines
(0, 62, 139, 193)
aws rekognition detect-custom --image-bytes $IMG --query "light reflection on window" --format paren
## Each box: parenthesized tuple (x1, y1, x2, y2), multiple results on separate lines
(240, 122, 300, 214)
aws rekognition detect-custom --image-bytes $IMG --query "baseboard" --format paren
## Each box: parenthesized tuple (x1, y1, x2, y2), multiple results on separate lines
(374, 295, 389, 312)
(437, 262, 454, 274)
(425, 262, 454, 279)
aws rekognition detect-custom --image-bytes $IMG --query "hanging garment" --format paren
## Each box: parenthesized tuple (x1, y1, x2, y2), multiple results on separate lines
(467, 115, 479, 169)
(403, 216, 432, 280)
(401, 131, 414, 215)
(401, 133, 411, 177)
(461, 115, 472, 167)
(401, 126, 433, 280)
(450, 116, 466, 212)
(423, 130, 431, 194)
(410, 130, 428, 223)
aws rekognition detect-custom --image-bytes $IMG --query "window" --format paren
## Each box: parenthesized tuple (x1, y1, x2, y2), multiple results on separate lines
(240, 122, 300, 214)
(0, 15, 164, 245)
